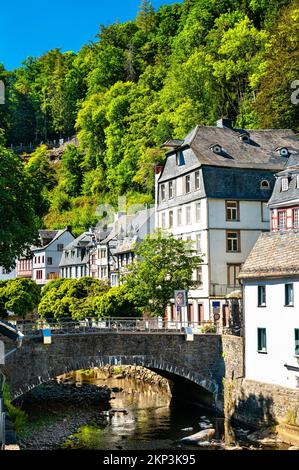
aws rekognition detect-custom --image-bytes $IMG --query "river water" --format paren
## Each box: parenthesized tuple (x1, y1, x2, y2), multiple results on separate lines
(61, 375, 223, 450)
(19, 373, 286, 450)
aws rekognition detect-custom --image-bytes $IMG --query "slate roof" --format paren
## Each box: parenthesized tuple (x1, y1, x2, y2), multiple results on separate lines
(159, 126, 299, 184)
(59, 231, 95, 267)
(113, 207, 155, 254)
(268, 164, 299, 207)
(202, 166, 275, 200)
(239, 231, 299, 279)
(32, 229, 70, 251)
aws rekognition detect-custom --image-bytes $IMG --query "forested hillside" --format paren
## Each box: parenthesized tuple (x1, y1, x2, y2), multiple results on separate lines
(0, 0, 298, 234)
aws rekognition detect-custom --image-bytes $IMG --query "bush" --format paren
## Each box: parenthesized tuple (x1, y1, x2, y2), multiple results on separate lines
(201, 323, 217, 334)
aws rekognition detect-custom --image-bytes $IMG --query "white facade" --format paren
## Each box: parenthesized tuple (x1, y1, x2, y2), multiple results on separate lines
(0, 266, 16, 281)
(32, 230, 74, 285)
(243, 278, 299, 389)
(157, 166, 271, 323)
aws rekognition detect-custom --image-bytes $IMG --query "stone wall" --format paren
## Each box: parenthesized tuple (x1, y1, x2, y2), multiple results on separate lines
(233, 379, 299, 428)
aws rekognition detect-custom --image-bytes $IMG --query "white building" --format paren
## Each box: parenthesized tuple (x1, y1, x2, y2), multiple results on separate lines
(156, 120, 299, 326)
(32, 228, 74, 285)
(240, 164, 299, 389)
(59, 230, 97, 279)
(0, 266, 16, 281)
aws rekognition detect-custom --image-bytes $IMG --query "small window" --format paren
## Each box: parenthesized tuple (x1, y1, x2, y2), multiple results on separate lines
(276, 147, 289, 157)
(57, 244, 64, 252)
(47, 257, 53, 266)
(296, 175, 299, 189)
(195, 202, 201, 223)
(196, 267, 203, 288)
(258, 285, 266, 307)
(196, 233, 201, 253)
(185, 175, 191, 193)
(239, 133, 250, 143)
(186, 206, 191, 225)
(101, 249, 106, 259)
(260, 180, 270, 190)
(161, 184, 166, 201)
(295, 329, 299, 356)
(278, 210, 286, 230)
(210, 144, 222, 154)
(257, 328, 267, 353)
(226, 201, 239, 221)
(176, 150, 185, 166)
(281, 178, 289, 192)
(226, 231, 240, 252)
(169, 181, 174, 199)
(177, 208, 182, 226)
(195, 171, 200, 190)
(293, 208, 299, 228)
(36, 270, 43, 280)
(161, 212, 166, 228)
(169, 210, 173, 228)
(285, 283, 294, 306)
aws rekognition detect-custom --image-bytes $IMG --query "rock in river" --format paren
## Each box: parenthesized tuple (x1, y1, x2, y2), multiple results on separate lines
(180, 428, 215, 444)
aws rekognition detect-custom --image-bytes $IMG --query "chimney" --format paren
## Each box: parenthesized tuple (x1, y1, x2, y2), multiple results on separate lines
(216, 118, 233, 129)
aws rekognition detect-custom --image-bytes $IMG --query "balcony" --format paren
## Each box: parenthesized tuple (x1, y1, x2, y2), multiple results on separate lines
(210, 283, 242, 298)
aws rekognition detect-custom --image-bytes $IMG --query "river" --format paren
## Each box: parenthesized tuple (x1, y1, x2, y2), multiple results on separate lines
(18, 371, 287, 450)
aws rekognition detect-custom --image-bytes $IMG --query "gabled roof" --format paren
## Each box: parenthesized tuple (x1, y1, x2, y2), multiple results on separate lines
(268, 163, 299, 207)
(32, 228, 72, 251)
(59, 231, 95, 267)
(239, 231, 299, 279)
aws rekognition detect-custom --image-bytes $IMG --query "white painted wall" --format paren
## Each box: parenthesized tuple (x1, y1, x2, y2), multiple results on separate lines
(244, 278, 299, 389)
(0, 266, 16, 281)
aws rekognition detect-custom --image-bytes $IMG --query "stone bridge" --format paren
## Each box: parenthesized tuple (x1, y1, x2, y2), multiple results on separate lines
(0, 332, 243, 411)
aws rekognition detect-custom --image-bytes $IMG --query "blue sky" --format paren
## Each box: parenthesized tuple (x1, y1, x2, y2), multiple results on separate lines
(0, 0, 180, 70)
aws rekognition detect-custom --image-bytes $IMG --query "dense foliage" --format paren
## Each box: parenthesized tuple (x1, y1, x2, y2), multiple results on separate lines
(0, 0, 298, 233)
(0, 134, 38, 269)
(0, 278, 41, 319)
(125, 230, 202, 316)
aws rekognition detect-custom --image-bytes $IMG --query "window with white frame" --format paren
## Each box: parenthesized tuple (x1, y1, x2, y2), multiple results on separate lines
(195, 266, 203, 288)
(226, 231, 240, 252)
(177, 208, 182, 226)
(169, 210, 173, 228)
(185, 175, 191, 193)
(169, 180, 174, 199)
(195, 171, 200, 190)
(196, 233, 201, 253)
(161, 184, 166, 201)
(195, 202, 201, 223)
(278, 210, 286, 230)
(294, 208, 299, 228)
(161, 212, 166, 228)
(281, 177, 289, 191)
(226, 201, 239, 221)
(186, 206, 191, 225)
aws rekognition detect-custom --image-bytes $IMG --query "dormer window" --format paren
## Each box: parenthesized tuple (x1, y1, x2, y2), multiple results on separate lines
(276, 147, 289, 157)
(210, 144, 222, 155)
(176, 150, 185, 166)
(239, 132, 250, 143)
(296, 175, 299, 189)
(260, 180, 270, 190)
(281, 177, 289, 191)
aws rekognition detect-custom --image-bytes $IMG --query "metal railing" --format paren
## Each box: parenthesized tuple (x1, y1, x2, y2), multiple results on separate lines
(11, 318, 219, 337)
(210, 283, 242, 297)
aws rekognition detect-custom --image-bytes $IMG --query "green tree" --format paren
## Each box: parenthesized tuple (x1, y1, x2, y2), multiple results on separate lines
(0, 133, 38, 270)
(125, 230, 203, 317)
(94, 284, 139, 318)
(38, 277, 109, 320)
(0, 278, 41, 319)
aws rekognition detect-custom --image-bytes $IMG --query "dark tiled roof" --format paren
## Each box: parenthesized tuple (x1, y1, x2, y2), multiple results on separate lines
(239, 231, 299, 279)
(268, 164, 299, 207)
(161, 127, 299, 177)
(202, 166, 275, 200)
